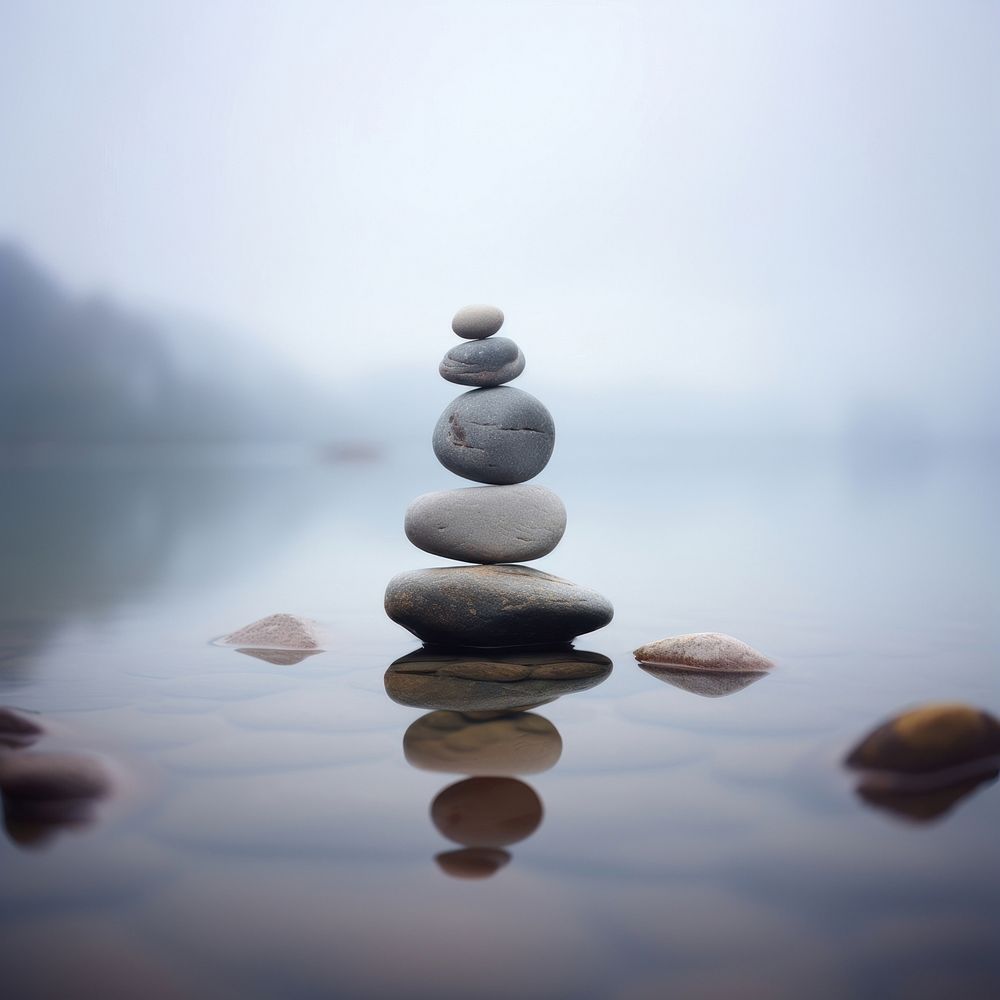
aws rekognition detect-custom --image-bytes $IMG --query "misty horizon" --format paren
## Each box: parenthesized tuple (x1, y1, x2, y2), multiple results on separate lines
(2, 1, 999, 444)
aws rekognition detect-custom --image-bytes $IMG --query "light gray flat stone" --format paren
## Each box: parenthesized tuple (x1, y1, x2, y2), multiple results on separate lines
(439, 337, 525, 387)
(432, 387, 555, 485)
(384, 564, 613, 646)
(404, 484, 565, 563)
(452, 304, 504, 339)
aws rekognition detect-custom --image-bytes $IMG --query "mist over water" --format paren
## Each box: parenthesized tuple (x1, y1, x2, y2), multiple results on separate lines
(1, 3, 998, 996)
(2, 1, 999, 443)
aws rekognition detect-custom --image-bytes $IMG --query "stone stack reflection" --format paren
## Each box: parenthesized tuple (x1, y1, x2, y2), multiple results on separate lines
(384, 304, 613, 647)
(386, 647, 612, 876)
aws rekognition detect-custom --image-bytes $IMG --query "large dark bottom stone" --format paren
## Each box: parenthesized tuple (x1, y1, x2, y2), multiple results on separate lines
(384, 564, 613, 647)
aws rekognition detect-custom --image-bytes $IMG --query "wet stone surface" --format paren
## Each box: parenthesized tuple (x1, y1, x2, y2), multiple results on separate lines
(384, 565, 613, 646)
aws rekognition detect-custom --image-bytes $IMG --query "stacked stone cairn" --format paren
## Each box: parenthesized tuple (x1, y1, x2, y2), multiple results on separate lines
(385, 305, 614, 647)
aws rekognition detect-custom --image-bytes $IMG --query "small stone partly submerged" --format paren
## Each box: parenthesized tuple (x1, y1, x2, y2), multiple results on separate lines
(431, 776, 543, 847)
(452, 304, 504, 339)
(845, 703, 1000, 825)
(404, 484, 566, 564)
(634, 633, 774, 673)
(385, 647, 612, 714)
(217, 614, 324, 662)
(0, 752, 111, 801)
(845, 703, 1000, 775)
(404, 711, 562, 775)
(0, 707, 44, 749)
(385, 565, 613, 646)
(439, 336, 525, 388)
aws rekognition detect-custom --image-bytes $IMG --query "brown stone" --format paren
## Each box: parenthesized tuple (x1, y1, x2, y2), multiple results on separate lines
(845, 703, 1000, 774)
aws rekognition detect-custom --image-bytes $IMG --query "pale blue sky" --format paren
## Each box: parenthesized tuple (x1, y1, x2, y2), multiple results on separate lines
(1, 1, 997, 433)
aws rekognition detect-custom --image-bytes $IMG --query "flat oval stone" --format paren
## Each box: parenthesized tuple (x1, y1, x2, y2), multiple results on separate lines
(405, 484, 566, 563)
(385, 647, 613, 713)
(432, 387, 555, 485)
(431, 776, 542, 846)
(404, 711, 562, 775)
(452, 304, 504, 339)
(634, 633, 774, 672)
(384, 565, 613, 646)
(845, 704, 1000, 775)
(439, 337, 525, 387)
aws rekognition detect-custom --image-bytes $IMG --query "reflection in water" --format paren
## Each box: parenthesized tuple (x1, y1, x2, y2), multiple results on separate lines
(384, 646, 612, 714)
(845, 703, 1000, 824)
(0, 707, 112, 849)
(435, 846, 511, 880)
(233, 647, 322, 666)
(432, 777, 543, 847)
(854, 769, 999, 824)
(0, 464, 337, 679)
(404, 711, 562, 775)
(386, 645, 612, 878)
(639, 664, 768, 699)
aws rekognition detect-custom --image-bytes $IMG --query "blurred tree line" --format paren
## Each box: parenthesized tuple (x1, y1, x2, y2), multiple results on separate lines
(0, 243, 334, 444)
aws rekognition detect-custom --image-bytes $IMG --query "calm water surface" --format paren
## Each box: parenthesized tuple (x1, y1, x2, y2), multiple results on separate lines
(1, 440, 998, 999)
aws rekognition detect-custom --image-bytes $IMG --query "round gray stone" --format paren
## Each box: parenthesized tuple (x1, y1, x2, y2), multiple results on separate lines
(405, 484, 565, 563)
(452, 304, 504, 339)
(439, 337, 525, 387)
(432, 387, 555, 485)
(384, 564, 614, 646)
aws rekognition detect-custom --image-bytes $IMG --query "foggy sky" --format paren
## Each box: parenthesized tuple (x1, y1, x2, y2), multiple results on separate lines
(2, 1, 998, 434)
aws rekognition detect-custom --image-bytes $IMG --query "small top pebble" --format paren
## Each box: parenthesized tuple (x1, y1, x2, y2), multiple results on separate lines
(452, 304, 504, 340)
